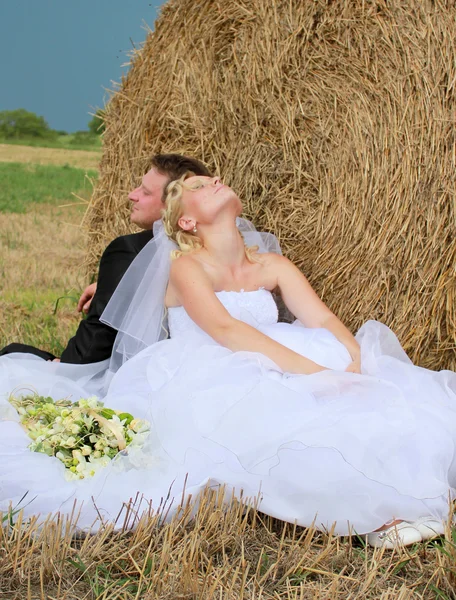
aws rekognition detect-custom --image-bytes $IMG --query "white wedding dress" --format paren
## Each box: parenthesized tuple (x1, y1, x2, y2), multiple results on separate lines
(1, 288, 455, 535)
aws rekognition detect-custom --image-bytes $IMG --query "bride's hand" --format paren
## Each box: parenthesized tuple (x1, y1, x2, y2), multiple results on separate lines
(345, 358, 361, 374)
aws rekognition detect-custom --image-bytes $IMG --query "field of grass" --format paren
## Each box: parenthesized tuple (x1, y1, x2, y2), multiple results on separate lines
(0, 158, 96, 355)
(1, 146, 456, 599)
(0, 162, 98, 212)
(0, 133, 102, 152)
(0, 143, 101, 170)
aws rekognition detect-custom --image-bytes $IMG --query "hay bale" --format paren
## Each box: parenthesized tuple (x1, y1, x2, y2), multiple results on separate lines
(85, 0, 456, 371)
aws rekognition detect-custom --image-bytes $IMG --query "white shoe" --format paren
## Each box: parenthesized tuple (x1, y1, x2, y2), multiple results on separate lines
(412, 517, 445, 540)
(366, 522, 422, 549)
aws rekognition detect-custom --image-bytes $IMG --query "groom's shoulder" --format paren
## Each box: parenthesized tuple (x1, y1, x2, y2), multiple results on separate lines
(104, 230, 153, 256)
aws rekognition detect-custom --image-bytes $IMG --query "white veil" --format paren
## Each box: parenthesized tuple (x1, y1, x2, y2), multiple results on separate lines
(101, 217, 283, 375)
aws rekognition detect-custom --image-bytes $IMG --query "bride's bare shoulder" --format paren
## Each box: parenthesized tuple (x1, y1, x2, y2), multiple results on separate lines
(258, 252, 289, 268)
(169, 254, 215, 288)
(170, 253, 205, 275)
(167, 255, 212, 306)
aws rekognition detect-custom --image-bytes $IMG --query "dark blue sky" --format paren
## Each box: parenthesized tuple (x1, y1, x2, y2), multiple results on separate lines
(0, 1, 165, 132)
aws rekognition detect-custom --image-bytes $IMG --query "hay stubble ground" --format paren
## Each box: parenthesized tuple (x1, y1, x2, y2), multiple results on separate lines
(0, 143, 101, 170)
(0, 151, 97, 355)
(1, 147, 455, 599)
(2, 488, 456, 600)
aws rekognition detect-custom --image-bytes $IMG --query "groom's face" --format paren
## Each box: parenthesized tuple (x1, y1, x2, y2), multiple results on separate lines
(128, 168, 170, 229)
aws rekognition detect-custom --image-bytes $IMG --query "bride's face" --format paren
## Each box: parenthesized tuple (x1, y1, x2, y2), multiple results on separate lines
(179, 176, 242, 228)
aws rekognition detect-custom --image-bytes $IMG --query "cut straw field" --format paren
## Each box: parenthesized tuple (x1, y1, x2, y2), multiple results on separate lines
(2, 489, 456, 599)
(0, 203, 88, 355)
(0, 157, 96, 355)
(0, 143, 101, 170)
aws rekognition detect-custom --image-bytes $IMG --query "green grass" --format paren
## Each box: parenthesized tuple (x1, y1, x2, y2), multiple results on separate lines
(0, 162, 98, 213)
(1, 288, 79, 309)
(0, 298, 81, 356)
(0, 134, 102, 152)
(0, 219, 87, 355)
(0, 159, 95, 353)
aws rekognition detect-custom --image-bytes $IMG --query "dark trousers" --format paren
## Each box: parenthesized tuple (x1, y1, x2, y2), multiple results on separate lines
(0, 343, 56, 361)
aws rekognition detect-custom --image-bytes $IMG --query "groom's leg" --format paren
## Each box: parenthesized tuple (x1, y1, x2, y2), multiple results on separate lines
(0, 343, 56, 361)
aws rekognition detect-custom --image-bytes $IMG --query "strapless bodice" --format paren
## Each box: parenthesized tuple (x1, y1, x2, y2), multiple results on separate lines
(167, 288, 278, 338)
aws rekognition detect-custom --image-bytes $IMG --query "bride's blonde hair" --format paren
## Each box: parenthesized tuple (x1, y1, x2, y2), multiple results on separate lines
(162, 172, 260, 262)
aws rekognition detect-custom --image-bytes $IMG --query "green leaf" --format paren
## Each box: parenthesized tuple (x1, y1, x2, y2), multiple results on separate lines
(68, 555, 88, 574)
(391, 558, 410, 575)
(53, 295, 79, 315)
(100, 408, 116, 419)
(428, 584, 451, 599)
(144, 556, 154, 576)
(118, 412, 134, 425)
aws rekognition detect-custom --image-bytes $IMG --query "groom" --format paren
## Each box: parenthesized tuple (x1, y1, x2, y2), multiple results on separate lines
(0, 154, 212, 363)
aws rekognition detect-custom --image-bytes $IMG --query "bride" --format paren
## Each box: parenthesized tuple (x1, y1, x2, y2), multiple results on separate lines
(1, 173, 455, 548)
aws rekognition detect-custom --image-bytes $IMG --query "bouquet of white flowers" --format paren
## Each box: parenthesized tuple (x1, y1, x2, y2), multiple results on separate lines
(8, 394, 150, 481)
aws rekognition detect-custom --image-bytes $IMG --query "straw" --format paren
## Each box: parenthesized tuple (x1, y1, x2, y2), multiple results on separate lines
(83, 0, 456, 371)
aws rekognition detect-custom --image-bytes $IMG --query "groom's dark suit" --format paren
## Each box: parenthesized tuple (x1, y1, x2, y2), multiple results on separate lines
(0, 230, 153, 363)
(60, 229, 153, 363)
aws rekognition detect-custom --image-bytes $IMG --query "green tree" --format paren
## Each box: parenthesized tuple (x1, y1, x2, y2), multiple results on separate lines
(0, 109, 55, 139)
(88, 109, 105, 135)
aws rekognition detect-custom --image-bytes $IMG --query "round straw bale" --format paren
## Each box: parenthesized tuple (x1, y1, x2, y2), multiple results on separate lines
(85, 0, 456, 371)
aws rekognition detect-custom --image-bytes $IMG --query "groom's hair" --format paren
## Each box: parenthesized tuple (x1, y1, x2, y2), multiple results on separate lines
(150, 154, 212, 199)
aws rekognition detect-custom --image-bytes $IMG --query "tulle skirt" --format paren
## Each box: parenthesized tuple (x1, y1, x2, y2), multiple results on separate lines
(1, 321, 455, 535)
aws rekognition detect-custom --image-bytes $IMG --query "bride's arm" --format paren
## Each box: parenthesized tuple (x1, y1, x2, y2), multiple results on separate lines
(271, 254, 360, 364)
(169, 256, 328, 375)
